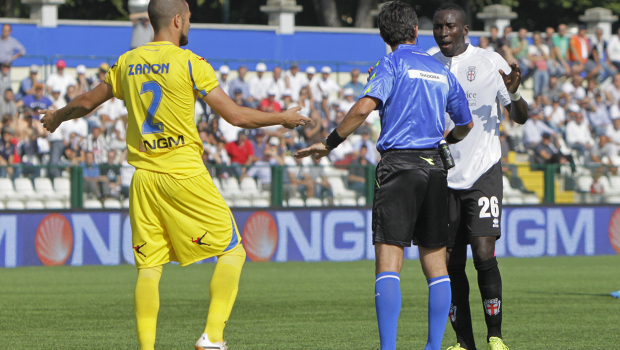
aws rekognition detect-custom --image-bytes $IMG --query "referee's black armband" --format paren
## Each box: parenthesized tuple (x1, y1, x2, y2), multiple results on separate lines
(445, 129, 463, 144)
(326, 129, 346, 150)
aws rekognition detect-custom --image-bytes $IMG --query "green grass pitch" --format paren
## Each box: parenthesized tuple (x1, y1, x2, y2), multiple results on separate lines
(1, 256, 619, 349)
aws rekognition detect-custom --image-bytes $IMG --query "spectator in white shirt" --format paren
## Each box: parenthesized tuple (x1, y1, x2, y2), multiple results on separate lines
(62, 117, 88, 144)
(75, 64, 89, 95)
(270, 66, 287, 103)
(46, 60, 77, 97)
(316, 66, 342, 104)
(285, 62, 308, 102)
(218, 65, 231, 96)
(561, 74, 586, 101)
(51, 88, 67, 109)
(608, 27, 620, 72)
(249, 62, 271, 101)
(97, 97, 128, 133)
(606, 116, 620, 145)
(544, 96, 567, 132)
(338, 88, 356, 113)
(305, 66, 321, 103)
(605, 73, 620, 104)
(565, 111, 594, 156)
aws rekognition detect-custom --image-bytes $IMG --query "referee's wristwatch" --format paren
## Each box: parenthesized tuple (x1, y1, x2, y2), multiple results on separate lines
(321, 138, 334, 151)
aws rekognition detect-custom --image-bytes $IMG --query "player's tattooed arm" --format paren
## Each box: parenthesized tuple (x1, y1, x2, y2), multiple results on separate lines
(500, 62, 529, 125)
(40, 82, 114, 133)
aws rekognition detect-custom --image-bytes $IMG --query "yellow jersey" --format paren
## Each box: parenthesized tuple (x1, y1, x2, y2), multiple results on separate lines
(105, 41, 219, 179)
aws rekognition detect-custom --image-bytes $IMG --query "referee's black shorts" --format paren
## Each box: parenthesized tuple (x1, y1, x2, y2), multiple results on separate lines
(372, 149, 449, 249)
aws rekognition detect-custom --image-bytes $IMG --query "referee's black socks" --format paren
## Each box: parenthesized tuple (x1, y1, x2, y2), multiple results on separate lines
(447, 263, 476, 350)
(474, 257, 503, 341)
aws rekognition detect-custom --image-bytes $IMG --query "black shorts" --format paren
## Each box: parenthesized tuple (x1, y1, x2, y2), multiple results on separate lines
(372, 149, 449, 248)
(447, 160, 503, 247)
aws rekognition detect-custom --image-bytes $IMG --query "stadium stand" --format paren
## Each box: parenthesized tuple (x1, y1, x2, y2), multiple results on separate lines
(3, 21, 620, 209)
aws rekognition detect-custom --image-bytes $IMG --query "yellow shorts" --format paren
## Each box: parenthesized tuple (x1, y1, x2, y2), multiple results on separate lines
(129, 169, 241, 268)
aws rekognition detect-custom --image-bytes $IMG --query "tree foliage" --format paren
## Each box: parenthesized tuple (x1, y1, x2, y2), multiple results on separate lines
(2, 0, 619, 32)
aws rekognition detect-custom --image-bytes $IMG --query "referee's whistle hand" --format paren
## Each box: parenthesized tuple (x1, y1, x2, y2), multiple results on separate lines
(294, 142, 330, 160)
(282, 106, 311, 129)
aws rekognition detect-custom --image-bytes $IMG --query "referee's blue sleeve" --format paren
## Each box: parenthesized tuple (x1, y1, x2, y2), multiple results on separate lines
(445, 71, 472, 126)
(359, 58, 394, 110)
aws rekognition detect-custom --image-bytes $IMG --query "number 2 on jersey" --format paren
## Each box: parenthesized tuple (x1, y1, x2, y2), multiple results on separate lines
(140, 81, 164, 135)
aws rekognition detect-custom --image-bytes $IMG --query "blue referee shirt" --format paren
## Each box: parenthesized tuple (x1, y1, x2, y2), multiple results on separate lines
(360, 44, 472, 153)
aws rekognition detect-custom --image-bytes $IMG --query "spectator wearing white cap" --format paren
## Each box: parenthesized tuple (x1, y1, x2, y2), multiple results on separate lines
(218, 65, 231, 96)
(280, 89, 294, 110)
(75, 64, 90, 95)
(249, 62, 271, 101)
(285, 62, 308, 102)
(338, 88, 356, 113)
(305, 66, 321, 103)
(46, 60, 77, 97)
(316, 66, 341, 103)
(258, 87, 282, 113)
(16, 64, 41, 101)
(343, 68, 365, 99)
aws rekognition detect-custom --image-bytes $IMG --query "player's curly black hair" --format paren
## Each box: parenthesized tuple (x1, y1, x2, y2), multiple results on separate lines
(377, 1, 418, 47)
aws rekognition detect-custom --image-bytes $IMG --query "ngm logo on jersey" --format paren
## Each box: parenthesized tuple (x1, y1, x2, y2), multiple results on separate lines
(0, 207, 619, 267)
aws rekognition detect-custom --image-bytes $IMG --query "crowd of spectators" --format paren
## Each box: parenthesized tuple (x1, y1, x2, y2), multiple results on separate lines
(477, 23, 620, 198)
(4, 20, 620, 204)
(495, 25, 620, 198)
(200, 62, 380, 203)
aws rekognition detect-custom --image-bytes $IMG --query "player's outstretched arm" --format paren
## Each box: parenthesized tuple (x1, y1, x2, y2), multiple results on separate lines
(40, 82, 114, 133)
(500, 62, 529, 125)
(204, 86, 311, 129)
(294, 96, 379, 159)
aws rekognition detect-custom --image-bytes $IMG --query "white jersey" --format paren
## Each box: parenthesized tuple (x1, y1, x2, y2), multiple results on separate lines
(433, 44, 512, 190)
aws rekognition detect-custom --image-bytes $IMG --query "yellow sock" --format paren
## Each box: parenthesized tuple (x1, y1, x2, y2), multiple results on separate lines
(205, 244, 246, 343)
(135, 265, 163, 350)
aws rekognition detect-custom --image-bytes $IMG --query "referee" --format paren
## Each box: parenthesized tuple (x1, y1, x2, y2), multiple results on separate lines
(294, 2, 473, 350)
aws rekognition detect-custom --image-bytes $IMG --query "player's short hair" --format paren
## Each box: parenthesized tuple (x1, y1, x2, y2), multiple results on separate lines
(377, 1, 418, 47)
(148, 0, 188, 32)
(434, 3, 466, 25)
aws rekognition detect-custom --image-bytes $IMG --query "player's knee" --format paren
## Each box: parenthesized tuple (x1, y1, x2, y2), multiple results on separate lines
(473, 256, 497, 272)
(447, 263, 466, 275)
(470, 237, 496, 262)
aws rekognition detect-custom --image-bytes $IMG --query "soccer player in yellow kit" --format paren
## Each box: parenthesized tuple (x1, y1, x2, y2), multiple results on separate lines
(40, 1, 310, 349)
